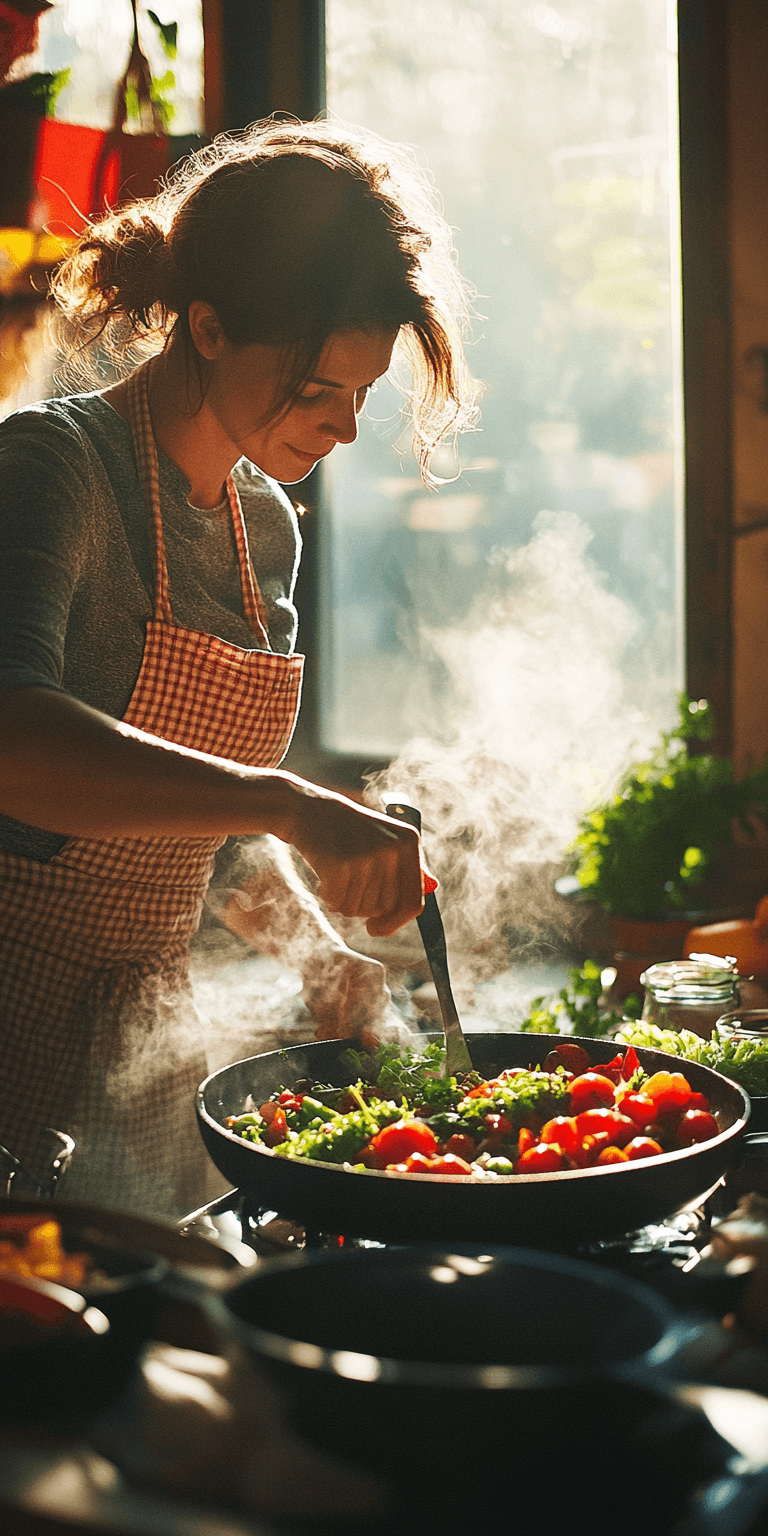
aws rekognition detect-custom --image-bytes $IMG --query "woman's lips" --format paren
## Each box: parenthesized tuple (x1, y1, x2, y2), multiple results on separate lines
(285, 444, 321, 463)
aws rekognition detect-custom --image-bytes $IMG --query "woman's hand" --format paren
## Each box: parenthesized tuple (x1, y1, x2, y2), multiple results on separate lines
(286, 789, 423, 937)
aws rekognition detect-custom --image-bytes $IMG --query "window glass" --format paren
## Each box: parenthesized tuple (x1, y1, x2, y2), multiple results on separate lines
(325, 0, 682, 758)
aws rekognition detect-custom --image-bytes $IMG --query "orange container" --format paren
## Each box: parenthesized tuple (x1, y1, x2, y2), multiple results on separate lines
(684, 896, 768, 981)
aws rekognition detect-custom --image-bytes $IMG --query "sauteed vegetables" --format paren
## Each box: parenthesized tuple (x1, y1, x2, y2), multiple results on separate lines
(224, 1040, 722, 1177)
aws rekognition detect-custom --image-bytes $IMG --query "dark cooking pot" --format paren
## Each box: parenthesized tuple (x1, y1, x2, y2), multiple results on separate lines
(225, 1246, 732, 1534)
(196, 1033, 749, 1248)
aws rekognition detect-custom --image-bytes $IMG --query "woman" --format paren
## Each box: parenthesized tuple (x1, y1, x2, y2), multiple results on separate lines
(0, 118, 478, 1216)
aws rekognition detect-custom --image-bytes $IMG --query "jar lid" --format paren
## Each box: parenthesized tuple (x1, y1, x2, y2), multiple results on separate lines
(640, 953, 739, 1003)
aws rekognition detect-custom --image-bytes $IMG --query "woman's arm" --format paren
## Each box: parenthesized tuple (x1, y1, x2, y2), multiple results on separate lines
(0, 686, 422, 937)
(209, 835, 392, 1039)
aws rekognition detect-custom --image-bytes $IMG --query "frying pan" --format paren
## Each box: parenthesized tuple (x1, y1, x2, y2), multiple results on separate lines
(196, 1033, 750, 1249)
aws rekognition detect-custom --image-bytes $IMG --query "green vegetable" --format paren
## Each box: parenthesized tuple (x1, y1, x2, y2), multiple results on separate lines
(520, 960, 640, 1039)
(457, 1070, 570, 1125)
(616, 1020, 768, 1097)
(273, 1100, 402, 1164)
(568, 695, 768, 918)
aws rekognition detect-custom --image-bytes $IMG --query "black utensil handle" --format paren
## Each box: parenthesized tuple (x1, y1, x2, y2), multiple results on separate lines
(385, 801, 422, 833)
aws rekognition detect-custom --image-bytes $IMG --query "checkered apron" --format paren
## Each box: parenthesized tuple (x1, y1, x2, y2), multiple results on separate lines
(0, 363, 304, 1216)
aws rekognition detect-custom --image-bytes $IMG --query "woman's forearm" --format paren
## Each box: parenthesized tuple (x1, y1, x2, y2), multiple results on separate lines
(0, 686, 423, 935)
(0, 686, 302, 841)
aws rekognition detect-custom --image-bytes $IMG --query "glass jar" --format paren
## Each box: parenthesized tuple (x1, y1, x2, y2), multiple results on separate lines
(640, 953, 740, 1039)
(714, 1009, 768, 1043)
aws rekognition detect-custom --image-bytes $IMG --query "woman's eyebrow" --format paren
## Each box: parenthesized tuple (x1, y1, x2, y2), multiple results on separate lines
(309, 376, 378, 390)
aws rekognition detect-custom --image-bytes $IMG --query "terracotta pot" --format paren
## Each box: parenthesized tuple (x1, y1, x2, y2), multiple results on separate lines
(609, 915, 694, 1002)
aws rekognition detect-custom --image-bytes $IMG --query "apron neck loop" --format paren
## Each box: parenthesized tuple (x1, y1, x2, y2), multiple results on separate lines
(126, 361, 273, 649)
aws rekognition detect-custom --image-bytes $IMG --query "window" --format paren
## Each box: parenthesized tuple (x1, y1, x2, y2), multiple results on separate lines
(323, 0, 682, 762)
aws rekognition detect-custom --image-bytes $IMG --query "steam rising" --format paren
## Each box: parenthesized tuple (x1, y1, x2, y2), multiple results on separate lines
(365, 511, 672, 984)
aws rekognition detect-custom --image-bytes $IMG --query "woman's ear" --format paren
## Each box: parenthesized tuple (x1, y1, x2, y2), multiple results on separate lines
(188, 300, 225, 361)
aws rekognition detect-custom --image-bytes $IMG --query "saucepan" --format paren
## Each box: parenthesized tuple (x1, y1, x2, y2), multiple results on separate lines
(223, 1243, 741, 1534)
(196, 1033, 750, 1249)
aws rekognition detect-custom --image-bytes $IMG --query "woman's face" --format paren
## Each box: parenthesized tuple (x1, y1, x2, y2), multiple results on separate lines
(195, 320, 398, 483)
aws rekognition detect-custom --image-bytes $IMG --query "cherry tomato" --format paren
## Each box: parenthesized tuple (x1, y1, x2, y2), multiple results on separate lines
(516, 1143, 568, 1174)
(395, 1152, 436, 1173)
(424, 1154, 474, 1176)
(568, 1073, 616, 1113)
(596, 1145, 629, 1165)
(642, 1072, 693, 1115)
(687, 1092, 711, 1112)
(443, 1133, 477, 1161)
(624, 1136, 664, 1160)
(483, 1113, 514, 1137)
(262, 1106, 288, 1146)
(676, 1109, 720, 1147)
(619, 1092, 658, 1129)
(368, 1119, 439, 1168)
(517, 1126, 537, 1155)
(574, 1108, 636, 1147)
(571, 1131, 612, 1168)
(542, 1043, 591, 1076)
(540, 1116, 580, 1156)
(278, 1091, 303, 1106)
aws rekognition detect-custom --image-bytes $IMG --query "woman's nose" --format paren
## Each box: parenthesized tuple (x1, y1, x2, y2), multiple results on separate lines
(322, 395, 359, 445)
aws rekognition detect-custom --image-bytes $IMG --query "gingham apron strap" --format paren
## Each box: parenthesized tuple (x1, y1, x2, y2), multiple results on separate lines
(127, 364, 173, 625)
(225, 470, 272, 650)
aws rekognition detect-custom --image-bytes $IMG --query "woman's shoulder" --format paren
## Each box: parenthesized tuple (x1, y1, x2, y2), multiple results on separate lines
(0, 392, 124, 474)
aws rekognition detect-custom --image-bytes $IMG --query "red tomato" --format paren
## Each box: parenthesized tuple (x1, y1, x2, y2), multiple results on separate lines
(642, 1072, 693, 1115)
(574, 1108, 636, 1147)
(517, 1126, 537, 1155)
(687, 1092, 711, 1112)
(568, 1073, 616, 1113)
(625, 1136, 664, 1160)
(483, 1113, 514, 1137)
(262, 1106, 288, 1146)
(542, 1043, 591, 1076)
(516, 1143, 568, 1174)
(356, 1144, 380, 1169)
(443, 1133, 477, 1161)
(571, 1131, 612, 1168)
(424, 1154, 474, 1176)
(540, 1116, 580, 1156)
(400, 1153, 436, 1172)
(619, 1092, 658, 1129)
(676, 1109, 720, 1147)
(368, 1119, 439, 1168)
(278, 1091, 303, 1106)
(596, 1145, 629, 1165)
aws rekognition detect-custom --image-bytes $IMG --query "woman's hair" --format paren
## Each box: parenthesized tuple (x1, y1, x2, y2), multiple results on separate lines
(51, 117, 480, 481)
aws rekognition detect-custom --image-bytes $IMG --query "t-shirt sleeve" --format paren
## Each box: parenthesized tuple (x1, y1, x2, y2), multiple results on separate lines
(0, 407, 94, 695)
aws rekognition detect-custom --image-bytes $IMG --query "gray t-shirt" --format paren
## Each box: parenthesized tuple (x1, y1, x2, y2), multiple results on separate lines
(0, 392, 302, 860)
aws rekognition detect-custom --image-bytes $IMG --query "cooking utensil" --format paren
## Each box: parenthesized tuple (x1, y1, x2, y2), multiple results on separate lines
(196, 1033, 750, 1249)
(385, 799, 472, 1076)
(222, 1246, 731, 1535)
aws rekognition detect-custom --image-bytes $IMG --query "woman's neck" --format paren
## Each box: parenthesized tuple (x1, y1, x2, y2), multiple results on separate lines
(103, 340, 236, 509)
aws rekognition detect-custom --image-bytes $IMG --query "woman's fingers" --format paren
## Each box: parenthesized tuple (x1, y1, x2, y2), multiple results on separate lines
(294, 798, 424, 933)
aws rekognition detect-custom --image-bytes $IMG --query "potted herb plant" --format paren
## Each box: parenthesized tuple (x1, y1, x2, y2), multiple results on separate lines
(567, 696, 768, 994)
